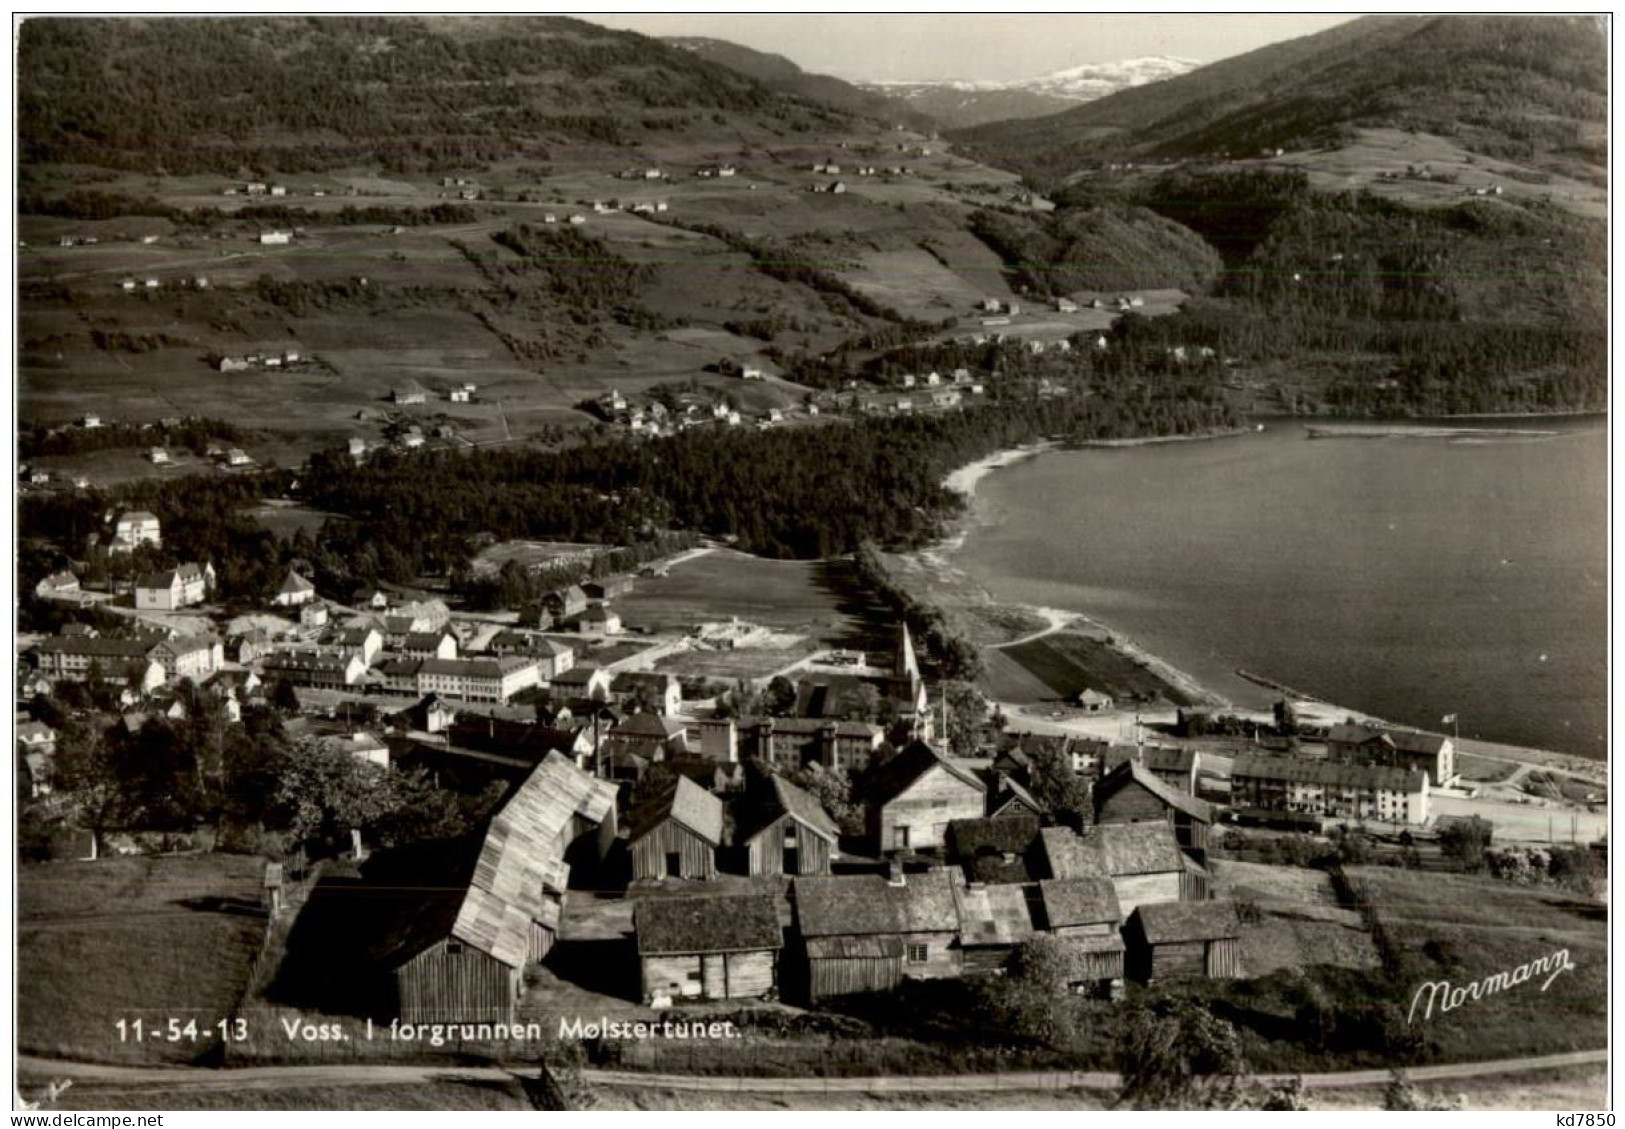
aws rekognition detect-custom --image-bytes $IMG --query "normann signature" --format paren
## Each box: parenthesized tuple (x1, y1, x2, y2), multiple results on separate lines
(1407, 948, 1576, 1024)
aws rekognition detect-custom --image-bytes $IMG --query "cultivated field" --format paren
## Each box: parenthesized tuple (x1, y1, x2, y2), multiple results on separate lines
(17, 854, 270, 1065)
(1206, 859, 1379, 978)
(994, 631, 1197, 707)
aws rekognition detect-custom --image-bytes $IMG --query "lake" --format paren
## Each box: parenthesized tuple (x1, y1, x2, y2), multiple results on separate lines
(951, 420, 1608, 760)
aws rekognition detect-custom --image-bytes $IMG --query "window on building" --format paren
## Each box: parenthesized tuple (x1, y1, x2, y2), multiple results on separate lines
(893, 826, 910, 850)
(446, 942, 464, 956)
(906, 944, 929, 964)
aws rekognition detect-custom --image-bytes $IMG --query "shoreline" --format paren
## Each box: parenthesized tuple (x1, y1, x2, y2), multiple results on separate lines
(919, 435, 1603, 776)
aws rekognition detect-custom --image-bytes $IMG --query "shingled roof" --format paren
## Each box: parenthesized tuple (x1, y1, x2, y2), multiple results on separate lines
(954, 882, 1035, 948)
(1040, 823, 1185, 880)
(626, 775, 725, 846)
(634, 893, 783, 955)
(1131, 900, 1241, 944)
(742, 774, 839, 845)
(864, 741, 983, 807)
(794, 869, 961, 938)
(947, 814, 1041, 862)
(1038, 877, 1121, 929)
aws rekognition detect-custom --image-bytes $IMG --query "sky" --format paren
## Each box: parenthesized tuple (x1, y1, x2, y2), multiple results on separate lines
(581, 14, 1359, 83)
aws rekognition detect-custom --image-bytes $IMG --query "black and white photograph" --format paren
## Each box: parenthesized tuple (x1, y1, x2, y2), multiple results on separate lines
(7, 9, 1611, 1115)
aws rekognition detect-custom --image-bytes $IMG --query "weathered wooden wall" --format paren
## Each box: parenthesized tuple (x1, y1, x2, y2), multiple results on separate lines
(630, 819, 716, 880)
(1112, 872, 1183, 919)
(395, 939, 519, 1024)
(872, 768, 984, 852)
(747, 814, 833, 876)
(643, 950, 777, 1002)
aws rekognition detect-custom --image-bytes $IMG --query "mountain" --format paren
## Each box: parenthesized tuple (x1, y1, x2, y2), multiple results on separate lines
(16, 16, 864, 175)
(953, 15, 1607, 184)
(861, 56, 1201, 130)
(664, 36, 937, 129)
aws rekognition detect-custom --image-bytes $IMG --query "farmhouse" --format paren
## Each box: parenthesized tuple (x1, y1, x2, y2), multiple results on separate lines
(134, 562, 213, 611)
(1230, 753, 1430, 826)
(634, 893, 783, 1005)
(552, 664, 612, 701)
(865, 741, 985, 854)
(1124, 901, 1242, 983)
(543, 585, 590, 622)
(626, 776, 724, 881)
(1039, 823, 1204, 917)
(740, 774, 840, 876)
(1093, 759, 1216, 863)
(1326, 723, 1454, 786)
(391, 380, 430, 406)
(794, 868, 963, 1000)
(382, 753, 618, 1023)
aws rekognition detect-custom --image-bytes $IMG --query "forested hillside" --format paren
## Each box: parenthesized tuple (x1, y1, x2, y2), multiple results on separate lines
(17, 16, 853, 174)
(954, 15, 1606, 186)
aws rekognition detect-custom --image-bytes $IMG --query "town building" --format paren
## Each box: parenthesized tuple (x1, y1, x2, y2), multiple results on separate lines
(112, 511, 162, 552)
(261, 651, 367, 691)
(273, 570, 316, 607)
(414, 657, 540, 704)
(134, 562, 213, 610)
(1230, 753, 1430, 826)
(1326, 723, 1454, 786)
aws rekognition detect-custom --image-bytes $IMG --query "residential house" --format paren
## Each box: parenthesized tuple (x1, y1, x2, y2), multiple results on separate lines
(740, 774, 840, 876)
(793, 868, 963, 1000)
(1230, 753, 1430, 826)
(543, 585, 590, 623)
(262, 651, 367, 691)
(626, 776, 724, 881)
(551, 665, 612, 703)
(323, 625, 384, 665)
(273, 570, 316, 607)
(391, 380, 429, 406)
(1093, 759, 1217, 863)
(865, 741, 985, 854)
(1076, 688, 1114, 713)
(112, 511, 162, 552)
(612, 671, 681, 716)
(676, 715, 739, 764)
(1123, 901, 1242, 983)
(321, 731, 391, 769)
(134, 564, 213, 611)
(353, 587, 390, 611)
(1038, 822, 1204, 918)
(487, 632, 574, 681)
(381, 753, 617, 1023)
(259, 230, 292, 245)
(227, 628, 276, 665)
(1326, 723, 1454, 786)
(986, 774, 1046, 821)
(634, 893, 783, 1005)
(577, 604, 622, 637)
(607, 712, 690, 761)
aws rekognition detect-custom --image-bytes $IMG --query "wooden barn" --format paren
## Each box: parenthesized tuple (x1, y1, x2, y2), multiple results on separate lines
(986, 774, 1046, 820)
(1036, 877, 1124, 997)
(740, 774, 840, 876)
(954, 881, 1036, 974)
(865, 741, 986, 854)
(626, 776, 723, 880)
(634, 893, 784, 1004)
(1093, 759, 1216, 864)
(1038, 822, 1206, 918)
(383, 752, 617, 1023)
(1100, 744, 1201, 794)
(946, 815, 1042, 884)
(1124, 901, 1242, 983)
(793, 868, 962, 1001)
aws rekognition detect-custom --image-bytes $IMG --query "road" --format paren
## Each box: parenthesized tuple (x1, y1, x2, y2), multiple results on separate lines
(18, 1048, 1607, 1097)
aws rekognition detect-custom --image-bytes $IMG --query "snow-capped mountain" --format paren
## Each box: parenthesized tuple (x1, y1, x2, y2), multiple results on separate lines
(861, 56, 1202, 129)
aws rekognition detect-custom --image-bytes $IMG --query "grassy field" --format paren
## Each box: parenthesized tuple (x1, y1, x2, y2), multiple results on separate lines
(1207, 860, 1380, 979)
(615, 549, 885, 648)
(995, 631, 1197, 707)
(18, 854, 270, 1065)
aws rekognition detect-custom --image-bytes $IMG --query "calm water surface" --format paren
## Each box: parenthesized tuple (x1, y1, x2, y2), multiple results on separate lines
(952, 421, 1608, 760)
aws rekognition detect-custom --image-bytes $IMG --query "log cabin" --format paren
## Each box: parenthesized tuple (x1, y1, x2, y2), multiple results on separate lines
(1100, 744, 1201, 793)
(634, 892, 784, 1004)
(865, 741, 986, 854)
(1092, 759, 1217, 864)
(626, 775, 723, 880)
(1124, 900, 1242, 983)
(1035, 876, 1125, 997)
(793, 867, 963, 1001)
(740, 774, 840, 876)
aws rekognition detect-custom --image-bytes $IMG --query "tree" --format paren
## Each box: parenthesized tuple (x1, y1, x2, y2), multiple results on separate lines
(762, 675, 798, 718)
(1438, 814, 1493, 872)
(51, 719, 124, 860)
(1025, 742, 1092, 828)
(271, 737, 421, 854)
(1272, 698, 1300, 736)
(1115, 994, 1251, 1109)
(941, 680, 988, 757)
